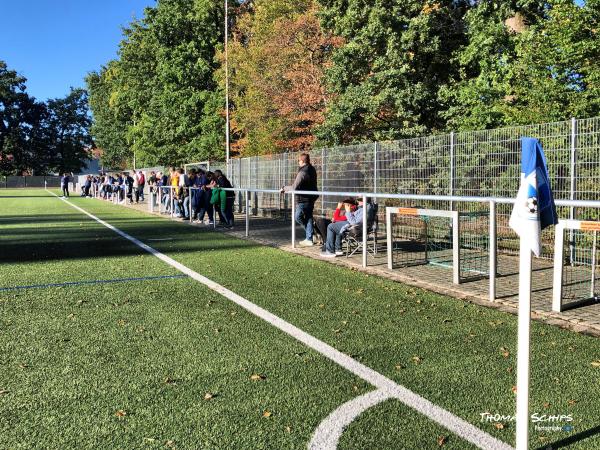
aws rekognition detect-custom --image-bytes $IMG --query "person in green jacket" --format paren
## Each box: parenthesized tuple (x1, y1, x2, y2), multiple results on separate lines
(208, 170, 235, 227)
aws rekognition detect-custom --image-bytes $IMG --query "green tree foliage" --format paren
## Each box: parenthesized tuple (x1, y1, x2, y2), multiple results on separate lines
(86, 64, 130, 168)
(315, 0, 469, 145)
(441, 0, 600, 129)
(1, 61, 91, 175)
(0, 61, 47, 174)
(87, 0, 225, 167)
(44, 88, 93, 174)
(222, 0, 338, 156)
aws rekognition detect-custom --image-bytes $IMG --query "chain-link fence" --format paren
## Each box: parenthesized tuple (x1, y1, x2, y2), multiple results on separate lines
(225, 117, 600, 270)
(0, 176, 62, 188)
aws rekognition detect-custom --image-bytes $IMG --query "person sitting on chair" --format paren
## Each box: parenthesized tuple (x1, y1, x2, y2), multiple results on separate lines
(313, 198, 357, 245)
(320, 200, 364, 258)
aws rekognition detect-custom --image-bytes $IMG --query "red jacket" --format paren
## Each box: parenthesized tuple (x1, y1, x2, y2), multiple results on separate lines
(333, 208, 347, 223)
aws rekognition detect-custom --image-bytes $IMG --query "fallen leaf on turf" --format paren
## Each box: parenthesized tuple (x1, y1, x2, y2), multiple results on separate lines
(341, 320, 348, 325)
(18, 363, 28, 369)
(494, 423, 505, 430)
(318, 304, 325, 308)
(437, 435, 447, 446)
(543, 402, 550, 408)
(250, 374, 266, 381)
(411, 356, 422, 364)
(164, 377, 176, 385)
(442, 318, 452, 324)
(507, 367, 513, 373)
(203, 392, 214, 400)
(500, 347, 510, 358)
(165, 440, 175, 448)
(591, 360, 600, 367)
(567, 399, 577, 406)
(333, 329, 341, 334)
(511, 386, 517, 394)
(0, 389, 8, 395)
(262, 410, 272, 418)
(285, 426, 292, 433)
(395, 364, 405, 371)
(115, 410, 127, 418)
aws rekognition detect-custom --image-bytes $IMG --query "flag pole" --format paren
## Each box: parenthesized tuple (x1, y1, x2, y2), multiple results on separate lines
(516, 239, 532, 449)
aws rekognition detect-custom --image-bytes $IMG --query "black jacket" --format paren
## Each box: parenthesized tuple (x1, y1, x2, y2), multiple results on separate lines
(291, 164, 318, 203)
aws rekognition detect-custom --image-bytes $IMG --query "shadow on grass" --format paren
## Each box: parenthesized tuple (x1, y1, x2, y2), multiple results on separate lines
(536, 424, 600, 449)
(0, 216, 259, 264)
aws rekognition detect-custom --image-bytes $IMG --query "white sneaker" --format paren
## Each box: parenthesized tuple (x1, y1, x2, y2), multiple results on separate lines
(320, 251, 336, 258)
(335, 250, 344, 256)
(298, 239, 314, 247)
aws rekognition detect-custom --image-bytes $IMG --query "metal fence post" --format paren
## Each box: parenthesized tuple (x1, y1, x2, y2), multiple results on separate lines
(452, 211, 460, 284)
(291, 192, 296, 248)
(321, 148, 326, 216)
(569, 117, 577, 265)
(489, 200, 497, 301)
(362, 195, 368, 267)
(245, 189, 250, 237)
(278, 156, 283, 215)
(591, 231, 597, 298)
(171, 187, 174, 218)
(373, 142, 379, 199)
(254, 155, 258, 215)
(449, 131, 455, 211)
(284, 154, 289, 220)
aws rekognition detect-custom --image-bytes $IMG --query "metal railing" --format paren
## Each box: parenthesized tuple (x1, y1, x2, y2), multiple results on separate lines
(142, 185, 600, 304)
(225, 117, 600, 265)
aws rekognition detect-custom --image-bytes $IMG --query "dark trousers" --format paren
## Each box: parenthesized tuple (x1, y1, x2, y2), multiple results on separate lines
(216, 197, 234, 226)
(62, 186, 69, 197)
(313, 217, 331, 243)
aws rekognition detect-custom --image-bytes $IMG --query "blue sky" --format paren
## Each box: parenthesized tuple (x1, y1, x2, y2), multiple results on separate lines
(0, 0, 155, 101)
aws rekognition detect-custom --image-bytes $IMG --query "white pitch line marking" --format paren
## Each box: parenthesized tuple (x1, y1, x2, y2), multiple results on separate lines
(309, 389, 392, 450)
(50, 192, 514, 450)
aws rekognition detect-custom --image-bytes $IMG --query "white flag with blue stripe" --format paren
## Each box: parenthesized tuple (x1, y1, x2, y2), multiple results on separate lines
(509, 137, 558, 257)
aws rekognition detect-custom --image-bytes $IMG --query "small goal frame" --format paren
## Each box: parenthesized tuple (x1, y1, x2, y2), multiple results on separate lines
(386, 207, 460, 284)
(552, 219, 599, 312)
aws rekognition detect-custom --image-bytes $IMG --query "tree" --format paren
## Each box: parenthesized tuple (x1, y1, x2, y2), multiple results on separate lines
(87, 0, 226, 167)
(315, 0, 469, 145)
(438, 0, 600, 129)
(0, 61, 48, 175)
(44, 88, 93, 174)
(86, 63, 130, 168)
(223, 0, 340, 155)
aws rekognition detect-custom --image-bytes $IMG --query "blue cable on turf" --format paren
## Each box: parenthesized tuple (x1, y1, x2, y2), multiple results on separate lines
(0, 274, 189, 292)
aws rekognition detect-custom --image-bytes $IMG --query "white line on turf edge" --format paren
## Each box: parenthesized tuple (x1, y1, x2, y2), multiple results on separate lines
(50, 192, 513, 450)
(309, 389, 392, 450)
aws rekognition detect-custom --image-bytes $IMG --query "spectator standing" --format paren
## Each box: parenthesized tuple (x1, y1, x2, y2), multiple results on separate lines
(196, 170, 214, 225)
(138, 171, 145, 201)
(280, 153, 318, 247)
(60, 173, 70, 198)
(208, 170, 234, 227)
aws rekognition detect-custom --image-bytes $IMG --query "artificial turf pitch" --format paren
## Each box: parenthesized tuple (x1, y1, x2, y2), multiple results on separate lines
(0, 189, 599, 449)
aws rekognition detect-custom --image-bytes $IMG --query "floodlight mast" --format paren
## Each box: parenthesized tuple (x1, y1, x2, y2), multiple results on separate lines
(225, 0, 230, 170)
